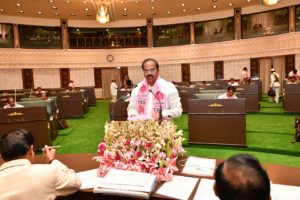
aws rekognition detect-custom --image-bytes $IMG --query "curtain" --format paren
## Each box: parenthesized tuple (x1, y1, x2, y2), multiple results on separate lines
(101, 69, 121, 99)
(259, 58, 272, 93)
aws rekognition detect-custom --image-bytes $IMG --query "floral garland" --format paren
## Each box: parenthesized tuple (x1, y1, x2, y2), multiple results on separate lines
(94, 120, 185, 182)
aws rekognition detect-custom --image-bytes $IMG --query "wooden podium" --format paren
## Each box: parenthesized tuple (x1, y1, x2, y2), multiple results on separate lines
(0, 107, 50, 149)
(188, 99, 246, 146)
(177, 87, 198, 113)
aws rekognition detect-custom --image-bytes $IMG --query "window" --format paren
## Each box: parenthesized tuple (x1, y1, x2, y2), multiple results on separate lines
(69, 27, 147, 49)
(194, 17, 234, 43)
(242, 7, 289, 39)
(295, 5, 300, 31)
(153, 23, 190, 47)
(0, 23, 14, 48)
(19, 25, 62, 49)
(214, 61, 224, 80)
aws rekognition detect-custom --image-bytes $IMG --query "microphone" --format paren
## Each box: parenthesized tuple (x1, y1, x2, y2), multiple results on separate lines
(110, 84, 137, 121)
(149, 89, 163, 125)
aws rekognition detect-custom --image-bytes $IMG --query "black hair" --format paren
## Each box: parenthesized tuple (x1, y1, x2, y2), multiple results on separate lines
(0, 129, 34, 161)
(227, 86, 236, 93)
(141, 58, 159, 70)
(215, 154, 270, 200)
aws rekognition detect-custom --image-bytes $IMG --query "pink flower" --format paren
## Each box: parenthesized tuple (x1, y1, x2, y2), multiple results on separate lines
(140, 85, 147, 93)
(138, 104, 144, 114)
(145, 142, 152, 148)
(98, 142, 106, 156)
(124, 140, 130, 146)
(156, 92, 165, 101)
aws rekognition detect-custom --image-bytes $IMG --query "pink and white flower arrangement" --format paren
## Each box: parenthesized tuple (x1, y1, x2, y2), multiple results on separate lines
(94, 120, 185, 182)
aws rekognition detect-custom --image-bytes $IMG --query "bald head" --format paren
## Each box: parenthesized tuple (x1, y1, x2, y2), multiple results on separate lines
(214, 154, 270, 200)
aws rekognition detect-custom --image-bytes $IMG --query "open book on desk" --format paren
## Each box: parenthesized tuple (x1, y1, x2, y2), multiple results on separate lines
(93, 169, 157, 199)
(182, 156, 216, 177)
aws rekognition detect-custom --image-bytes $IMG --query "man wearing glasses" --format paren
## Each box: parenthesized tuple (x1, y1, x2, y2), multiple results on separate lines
(127, 58, 182, 121)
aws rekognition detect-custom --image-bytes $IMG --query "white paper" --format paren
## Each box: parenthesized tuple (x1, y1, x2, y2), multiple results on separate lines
(94, 169, 156, 193)
(271, 183, 300, 200)
(182, 156, 216, 177)
(155, 175, 198, 200)
(76, 169, 103, 189)
(194, 178, 219, 200)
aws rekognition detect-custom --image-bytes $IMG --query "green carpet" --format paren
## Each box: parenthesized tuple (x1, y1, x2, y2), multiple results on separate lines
(53, 98, 300, 167)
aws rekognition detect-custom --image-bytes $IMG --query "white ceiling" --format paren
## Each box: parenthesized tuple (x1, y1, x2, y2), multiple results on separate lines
(0, 0, 270, 22)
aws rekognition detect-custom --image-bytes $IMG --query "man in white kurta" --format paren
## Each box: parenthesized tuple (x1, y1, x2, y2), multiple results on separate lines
(110, 80, 118, 102)
(218, 86, 238, 99)
(3, 97, 24, 108)
(270, 68, 280, 103)
(127, 58, 182, 121)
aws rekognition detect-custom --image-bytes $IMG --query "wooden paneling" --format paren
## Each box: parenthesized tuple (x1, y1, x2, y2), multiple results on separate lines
(214, 61, 224, 80)
(60, 68, 70, 88)
(250, 58, 260, 78)
(181, 63, 190, 82)
(94, 68, 102, 88)
(285, 54, 295, 78)
(22, 68, 33, 89)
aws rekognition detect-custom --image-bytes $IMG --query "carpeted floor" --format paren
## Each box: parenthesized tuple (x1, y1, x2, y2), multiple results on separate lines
(53, 98, 300, 167)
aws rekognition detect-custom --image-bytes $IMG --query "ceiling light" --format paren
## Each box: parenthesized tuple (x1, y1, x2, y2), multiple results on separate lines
(182, 9, 187, 12)
(120, 1, 124, 4)
(66, 0, 71, 3)
(262, 0, 279, 5)
(181, 3, 185, 7)
(16, 3, 21, 7)
(96, 3, 110, 24)
(138, 13, 142, 16)
(150, 0, 155, 3)
(167, 11, 171, 14)
(213, 5, 217, 8)
(83, 1, 88, 4)
(85, 8, 89, 11)
(54, 12, 59, 16)
(196, 7, 201, 11)
(0, 9, 5, 12)
(37, 11, 42, 15)
(52, 6, 58, 9)
(228, 3, 233, 6)
(246, 0, 251, 2)
(49, 0, 54, 2)
(123, 8, 127, 11)
(135, 0, 139, 3)
(151, 6, 155, 9)
(71, 13, 76, 16)
(19, 10, 24, 13)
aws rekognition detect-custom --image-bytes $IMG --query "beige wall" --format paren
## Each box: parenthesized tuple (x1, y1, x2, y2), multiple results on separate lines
(70, 68, 95, 87)
(0, 69, 23, 90)
(33, 68, 60, 88)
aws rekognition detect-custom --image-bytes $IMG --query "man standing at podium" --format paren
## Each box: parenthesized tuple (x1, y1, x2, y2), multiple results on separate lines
(127, 58, 182, 121)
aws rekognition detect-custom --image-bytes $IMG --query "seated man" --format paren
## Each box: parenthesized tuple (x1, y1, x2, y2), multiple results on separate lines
(287, 76, 298, 84)
(228, 78, 238, 86)
(3, 97, 24, 108)
(0, 129, 81, 200)
(218, 86, 237, 99)
(214, 154, 270, 200)
(35, 86, 46, 95)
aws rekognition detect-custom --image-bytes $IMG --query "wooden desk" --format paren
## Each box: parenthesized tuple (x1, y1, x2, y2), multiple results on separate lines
(188, 99, 246, 146)
(237, 84, 260, 112)
(0, 107, 50, 149)
(266, 164, 300, 186)
(109, 101, 129, 121)
(177, 87, 199, 113)
(56, 92, 85, 118)
(284, 84, 300, 113)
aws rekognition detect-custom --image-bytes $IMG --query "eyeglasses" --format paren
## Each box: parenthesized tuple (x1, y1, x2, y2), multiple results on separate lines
(143, 68, 157, 73)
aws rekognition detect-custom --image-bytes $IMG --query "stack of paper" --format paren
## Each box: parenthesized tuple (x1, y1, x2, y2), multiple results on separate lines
(182, 156, 216, 177)
(93, 169, 157, 199)
(155, 175, 198, 200)
(271, 183, 300, 200)
(76, 169, 103, 189)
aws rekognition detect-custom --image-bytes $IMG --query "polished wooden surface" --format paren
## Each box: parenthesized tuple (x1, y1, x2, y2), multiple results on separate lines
(266, 164, 300, 186)
(284, 84, 300, 113)
(188, 99, 246, 146)
(109, 101, 129, 121)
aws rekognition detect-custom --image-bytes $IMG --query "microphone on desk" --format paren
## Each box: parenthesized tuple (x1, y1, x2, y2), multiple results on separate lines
(110, 84, 138, 121)
(149, 89, 162, 125)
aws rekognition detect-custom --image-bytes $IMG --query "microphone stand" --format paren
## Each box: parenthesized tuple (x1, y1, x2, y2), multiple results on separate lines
(110, 85, 137, 121)
(149, 89, 162, 125)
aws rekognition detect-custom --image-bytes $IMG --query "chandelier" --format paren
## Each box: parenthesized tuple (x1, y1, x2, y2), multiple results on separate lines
(262, 0, 279, 6)
(95, 1, 110, 23)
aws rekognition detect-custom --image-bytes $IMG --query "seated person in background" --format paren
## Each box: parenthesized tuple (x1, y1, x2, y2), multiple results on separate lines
(288, 68, 300, 80)
(41, 92, 49, 100)
(0, 129, 81, 200)
(214, 154, 270, 200)
(110, 80, 118, 102)
(228, 78, 238, 86)
(123, 75, 133, 88)
(239, 67, 250, 84)
(3, 97, 24, 108)
(35, 86, 46, 95)
(68, 80, 75, 89)
(218, 86, 237, 99)
(287, 76, 298, 84)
